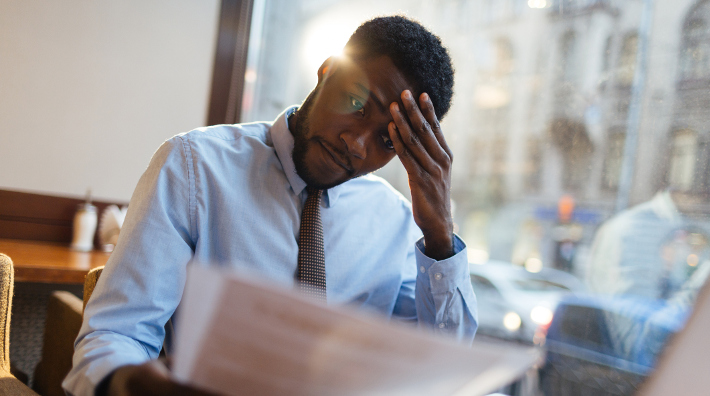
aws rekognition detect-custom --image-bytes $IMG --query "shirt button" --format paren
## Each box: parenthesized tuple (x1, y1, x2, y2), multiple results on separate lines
(434, 273, 443, 280)
(420, 266, 426, 273)
(438, 323, 446, 328)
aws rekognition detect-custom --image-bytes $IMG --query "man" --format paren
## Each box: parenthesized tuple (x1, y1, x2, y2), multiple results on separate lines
(585, 189, 710, 366)
(64, 16, 477, 396)
(586, 190, 708, 299)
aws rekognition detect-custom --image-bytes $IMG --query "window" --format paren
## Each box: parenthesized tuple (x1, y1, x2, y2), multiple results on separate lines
(669, 130, 698, 192)
(549, 118, 593, 192)
(602, 130, 625, 190)
(599, 35, 613, 89)
(680, 1, 710, 81)
(558, 31, 578, 84)
(525, 136, 543, 192)
(617, 33, 638, 87)
(243, 1, 710, 392)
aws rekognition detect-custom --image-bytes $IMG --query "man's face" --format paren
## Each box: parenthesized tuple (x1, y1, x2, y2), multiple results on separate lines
(291, 55, 415, 189)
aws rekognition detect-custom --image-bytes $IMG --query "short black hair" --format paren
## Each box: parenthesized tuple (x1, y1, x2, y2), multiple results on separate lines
(344, 15, 454, 120)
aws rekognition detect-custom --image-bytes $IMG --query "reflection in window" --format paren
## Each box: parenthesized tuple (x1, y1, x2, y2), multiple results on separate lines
(617, 33, 638, 87)
(668, 130, 698, 192)
(680, 1, 710, 81)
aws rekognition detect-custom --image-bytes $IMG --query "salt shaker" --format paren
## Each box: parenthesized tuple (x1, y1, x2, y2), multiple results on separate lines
(71, 190, 98, 252)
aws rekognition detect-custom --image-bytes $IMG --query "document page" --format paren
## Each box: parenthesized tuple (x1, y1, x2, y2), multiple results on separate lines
(173, 264, 541, 396)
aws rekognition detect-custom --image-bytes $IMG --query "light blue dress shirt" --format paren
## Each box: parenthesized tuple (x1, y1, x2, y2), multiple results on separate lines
(63, 108, 477, 396)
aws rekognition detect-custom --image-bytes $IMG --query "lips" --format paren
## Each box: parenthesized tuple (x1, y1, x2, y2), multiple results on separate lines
(319, 141, 354, 174)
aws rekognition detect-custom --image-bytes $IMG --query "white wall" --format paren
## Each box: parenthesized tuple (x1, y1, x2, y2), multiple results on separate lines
(0, 0, 220, 202)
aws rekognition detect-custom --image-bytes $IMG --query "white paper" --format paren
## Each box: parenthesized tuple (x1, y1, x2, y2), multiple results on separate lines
(173, 264, 541, 396)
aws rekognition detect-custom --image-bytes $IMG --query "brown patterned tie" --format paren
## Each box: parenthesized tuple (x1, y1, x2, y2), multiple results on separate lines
(297, 187, 326, 301)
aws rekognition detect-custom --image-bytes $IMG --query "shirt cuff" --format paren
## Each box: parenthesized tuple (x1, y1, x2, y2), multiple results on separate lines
(414, 234, 469, 294)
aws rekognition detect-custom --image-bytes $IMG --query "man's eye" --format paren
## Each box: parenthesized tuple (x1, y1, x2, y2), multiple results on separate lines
(350, 96, 365, 116)
(381, 134, 394, 150)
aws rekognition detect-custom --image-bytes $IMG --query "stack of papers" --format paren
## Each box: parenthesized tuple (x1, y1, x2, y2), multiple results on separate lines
(173, 265, 541, 396)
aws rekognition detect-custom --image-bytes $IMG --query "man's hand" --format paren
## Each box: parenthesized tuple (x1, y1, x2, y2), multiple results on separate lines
(389, 90, 454, 260)
(106, 359, 219, 396)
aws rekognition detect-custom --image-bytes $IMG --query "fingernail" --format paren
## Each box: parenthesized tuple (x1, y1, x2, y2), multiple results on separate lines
(393, 103, 399, 112)
(403, 90, 411, 99)
(422, 92, 430, 101)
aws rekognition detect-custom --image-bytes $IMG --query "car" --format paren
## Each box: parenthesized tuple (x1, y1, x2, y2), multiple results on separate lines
(539, 293, 690, 396)
(470, 261, 584, 344)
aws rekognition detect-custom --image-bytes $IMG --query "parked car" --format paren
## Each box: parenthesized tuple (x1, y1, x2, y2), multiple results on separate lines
(539, 294, 690, 396)
(470, 261, 584, 344)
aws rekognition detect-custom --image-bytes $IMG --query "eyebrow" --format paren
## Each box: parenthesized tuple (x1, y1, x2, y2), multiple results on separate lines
(355, 83, 387, 114)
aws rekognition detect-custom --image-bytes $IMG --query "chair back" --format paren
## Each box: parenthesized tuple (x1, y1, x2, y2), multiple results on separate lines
(0, 254, 13, 373)
(82, 266, 104, 313)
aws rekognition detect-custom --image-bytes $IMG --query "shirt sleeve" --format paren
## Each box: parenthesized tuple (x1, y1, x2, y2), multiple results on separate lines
(392, 229, 478, 344)
(62, 136, 196, 396)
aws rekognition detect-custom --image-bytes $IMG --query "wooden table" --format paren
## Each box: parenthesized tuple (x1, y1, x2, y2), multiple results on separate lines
(0, 239, 111, 284)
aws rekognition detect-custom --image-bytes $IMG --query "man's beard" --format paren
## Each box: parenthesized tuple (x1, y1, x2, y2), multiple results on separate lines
(291, 89, 349, 190)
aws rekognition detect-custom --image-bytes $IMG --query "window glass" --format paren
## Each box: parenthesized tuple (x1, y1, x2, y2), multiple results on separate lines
(244, 0, 710, 393)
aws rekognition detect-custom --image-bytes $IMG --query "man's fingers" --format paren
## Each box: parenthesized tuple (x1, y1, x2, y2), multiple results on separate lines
(390, 96, 446, 166)
(400, 91, 449, 162)
(419, 93, 453, 160)
(388, 120, 419, 172)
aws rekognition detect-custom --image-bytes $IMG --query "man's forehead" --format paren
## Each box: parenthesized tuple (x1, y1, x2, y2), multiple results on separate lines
(337, 55, 414, 106)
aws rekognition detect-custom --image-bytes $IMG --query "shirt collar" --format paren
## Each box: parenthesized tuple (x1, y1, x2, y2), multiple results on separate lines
(270, 106, 343, 207)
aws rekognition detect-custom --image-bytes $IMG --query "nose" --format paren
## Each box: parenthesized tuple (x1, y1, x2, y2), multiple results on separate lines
(340, 130, 367, 160)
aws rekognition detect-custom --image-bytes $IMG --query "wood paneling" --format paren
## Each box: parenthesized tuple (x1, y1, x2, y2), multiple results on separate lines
(0, 189, 127, 247)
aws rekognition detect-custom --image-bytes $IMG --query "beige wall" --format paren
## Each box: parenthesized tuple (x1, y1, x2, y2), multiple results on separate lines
(0, 0, 220, 201)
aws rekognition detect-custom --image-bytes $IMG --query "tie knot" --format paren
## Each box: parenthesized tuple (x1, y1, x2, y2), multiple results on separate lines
(306, 187, 322, 199)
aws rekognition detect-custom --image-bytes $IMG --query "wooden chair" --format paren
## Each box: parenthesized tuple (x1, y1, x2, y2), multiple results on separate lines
(82, 267, 103, 313)
(33, 266, 103, 396)
(0, 253, 39, 395)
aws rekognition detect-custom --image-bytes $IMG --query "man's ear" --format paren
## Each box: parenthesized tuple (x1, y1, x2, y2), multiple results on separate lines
(317, 56, 340, 84)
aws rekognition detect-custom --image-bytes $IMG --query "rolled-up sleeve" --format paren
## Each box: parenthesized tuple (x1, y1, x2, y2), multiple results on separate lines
(63, 136, 196, 396)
